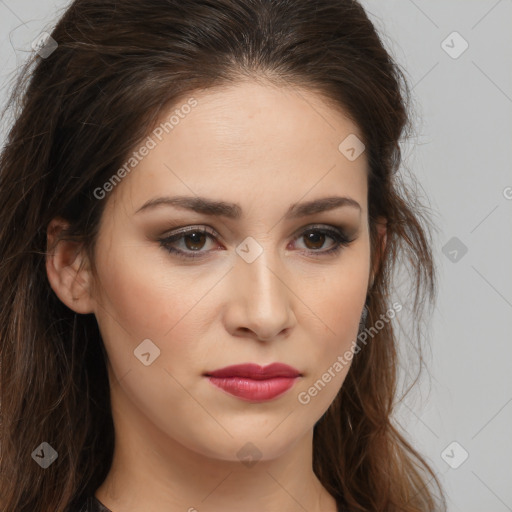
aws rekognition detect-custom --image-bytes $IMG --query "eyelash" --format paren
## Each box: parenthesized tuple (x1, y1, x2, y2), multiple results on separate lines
(158, 224, 355, 260)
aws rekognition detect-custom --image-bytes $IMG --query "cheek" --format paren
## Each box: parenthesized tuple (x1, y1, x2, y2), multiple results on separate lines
(94, 240, 207, 336)
(293, 258, 369, 405)
(301, 263, 368, 347)
(92, 242, 220, 382)
(294, 297, 363, 413)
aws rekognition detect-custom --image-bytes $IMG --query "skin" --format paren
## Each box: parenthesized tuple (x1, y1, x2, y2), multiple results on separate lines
(46, 79, 386, 512)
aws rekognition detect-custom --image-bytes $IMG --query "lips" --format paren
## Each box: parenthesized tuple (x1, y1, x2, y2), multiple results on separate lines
(204, 363, 301, 379)
(204, 363, 302, 402)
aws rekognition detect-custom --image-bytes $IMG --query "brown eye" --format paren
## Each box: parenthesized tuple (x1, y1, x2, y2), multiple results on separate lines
(159, 224, 354, 260)
(294, 226, 351, 255)
(159, 226, 218, 259)
(183, 232, 208, 251)
(302, 230, 327, 250)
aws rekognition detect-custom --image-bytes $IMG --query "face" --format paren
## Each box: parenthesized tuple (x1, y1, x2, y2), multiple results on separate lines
(85, 80, 372, 462)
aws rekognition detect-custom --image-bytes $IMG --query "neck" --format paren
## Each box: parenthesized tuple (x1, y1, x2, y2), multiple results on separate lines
(95, 373, 338, 512)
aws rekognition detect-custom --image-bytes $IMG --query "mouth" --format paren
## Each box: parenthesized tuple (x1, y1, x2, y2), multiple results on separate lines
(203, 363, 302, 402)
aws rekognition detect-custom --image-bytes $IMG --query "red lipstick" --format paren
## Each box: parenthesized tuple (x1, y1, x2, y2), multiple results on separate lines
(204, 363, 301, 402)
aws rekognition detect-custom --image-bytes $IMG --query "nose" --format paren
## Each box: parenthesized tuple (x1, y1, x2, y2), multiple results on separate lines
(224, 246, 295, 342)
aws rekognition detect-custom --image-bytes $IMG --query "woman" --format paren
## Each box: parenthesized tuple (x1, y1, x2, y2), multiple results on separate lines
(0, 0, 446, 511)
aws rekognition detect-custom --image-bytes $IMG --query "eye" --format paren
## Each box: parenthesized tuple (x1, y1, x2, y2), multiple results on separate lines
(293, 225, 353, 256)
(158, 224, 355, 260)
(158, 226, 218, 259)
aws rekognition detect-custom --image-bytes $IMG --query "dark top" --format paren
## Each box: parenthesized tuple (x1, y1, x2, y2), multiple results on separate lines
(77, 496, 112, 512)
(77, 495, 345, 511)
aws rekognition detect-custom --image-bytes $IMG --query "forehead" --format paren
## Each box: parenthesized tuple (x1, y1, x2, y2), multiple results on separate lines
(168, 80, 364, 150)
(105, 80, 368, 219)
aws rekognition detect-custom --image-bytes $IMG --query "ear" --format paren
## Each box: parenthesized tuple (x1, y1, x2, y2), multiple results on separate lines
(45, 217, 95, 314)
(369, 216, 387, 288)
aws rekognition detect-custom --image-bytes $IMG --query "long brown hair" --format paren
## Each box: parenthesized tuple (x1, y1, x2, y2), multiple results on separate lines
(0, 1, 446, 510)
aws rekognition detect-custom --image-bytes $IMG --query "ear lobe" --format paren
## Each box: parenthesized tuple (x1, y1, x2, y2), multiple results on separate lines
(45, 217, 95, 314)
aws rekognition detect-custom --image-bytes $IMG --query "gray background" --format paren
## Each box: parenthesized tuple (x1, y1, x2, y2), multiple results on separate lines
(1, 0, 511, 510)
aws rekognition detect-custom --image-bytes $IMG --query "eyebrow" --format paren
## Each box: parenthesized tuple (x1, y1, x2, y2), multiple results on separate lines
(135, 195, 361, 219)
